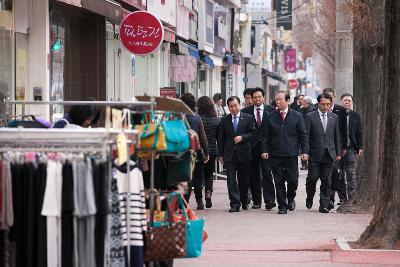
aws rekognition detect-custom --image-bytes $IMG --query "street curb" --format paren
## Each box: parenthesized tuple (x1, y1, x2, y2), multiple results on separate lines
(336, 237, 400, 253)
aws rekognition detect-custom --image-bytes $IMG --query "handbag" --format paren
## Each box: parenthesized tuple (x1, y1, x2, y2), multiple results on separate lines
(166, 151, 195, 185)
(135, 112, 167, 152)
(161, 113, 190, 154)
(166, 192, 205, 258)
(145, 198, 187, 262)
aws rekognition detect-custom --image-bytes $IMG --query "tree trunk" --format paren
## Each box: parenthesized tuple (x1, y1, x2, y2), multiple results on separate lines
(338, 0, 384, 214)
(356, 0, 400, 249)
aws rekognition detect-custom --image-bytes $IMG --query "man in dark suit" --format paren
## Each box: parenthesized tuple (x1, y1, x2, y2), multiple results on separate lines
(218, 96, 256, 212)
(261, 91, 309, 214)
(322, 88, 347, 206)
(305, 93, 342, 213)
(242, 87, 276, 209)
(341, 93, 363, 199)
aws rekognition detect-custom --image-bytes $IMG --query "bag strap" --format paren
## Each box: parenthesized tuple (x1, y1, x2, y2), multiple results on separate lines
(165, 192, 190, 221)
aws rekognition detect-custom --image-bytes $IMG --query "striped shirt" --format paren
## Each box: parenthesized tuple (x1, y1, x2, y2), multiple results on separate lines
(113, 162, 146, 247)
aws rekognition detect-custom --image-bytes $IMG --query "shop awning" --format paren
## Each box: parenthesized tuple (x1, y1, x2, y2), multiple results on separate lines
(203, 55, 214, 67)
(209, 55, 223, 67)
(188, 46, 200, 60)
(265, 70, 286, 83)
(81, 0, 122, 25)
(224, 54, 233, 65)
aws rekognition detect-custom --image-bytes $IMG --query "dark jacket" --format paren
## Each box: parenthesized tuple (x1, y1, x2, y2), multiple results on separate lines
(347, 110, 363, 153)
(305, 110, 341, 162)
(200, 115, 220, 157)
(241, 104, 275, 156)
(186, 114, 209, 156)
(331, 104, 347, 149)
(217, 112, 256, 162)
(299, 106, 315, 119)
(261, 109, 309, 157)
(53, 114, 74, 128)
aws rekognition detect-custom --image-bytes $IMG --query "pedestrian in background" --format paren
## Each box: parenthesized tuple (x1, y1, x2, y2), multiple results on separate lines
(213, 93, 227, 118)
(341, 93, 363, 201)
(261, 91, 309, 214)
(323, 88, 347, 206)
(242, 87, 276, 210)
(218, 96, 256, 212)
(243, 88, 254, 108)
(197, 96, 220, 208)
(53, 97, 100, 128)
(289, 94, 305, 111)
(181, 93, 209, 210)
(299, 96, 315, 170)
(305, 93, 341, 213)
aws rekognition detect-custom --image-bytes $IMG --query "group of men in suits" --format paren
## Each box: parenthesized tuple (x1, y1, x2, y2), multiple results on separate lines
(217, 87, 363, 214)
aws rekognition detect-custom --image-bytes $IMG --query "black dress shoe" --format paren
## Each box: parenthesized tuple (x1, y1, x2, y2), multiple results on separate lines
(319, 207, 329, 213)
(251, 204, 261, 209)
(229, 207, 240, 213)
(265, 201, 276, 210)
(242, 204, 249, 210)
(306, 199, 313, 209)
(288, 200, 296, 211)
(327, 201, 335, 210)
(278, 208, 288, 214)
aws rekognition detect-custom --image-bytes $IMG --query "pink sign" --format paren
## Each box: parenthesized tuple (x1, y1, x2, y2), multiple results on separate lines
(169, 55, 197, 82)
(119, 11, 164, 55)
(284, 48, 296, 73)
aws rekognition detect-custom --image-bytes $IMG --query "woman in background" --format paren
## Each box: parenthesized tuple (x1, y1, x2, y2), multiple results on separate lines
(197, 96, 220, 208)
(53, 97, 100, 128)
(181, 93, 209, 210)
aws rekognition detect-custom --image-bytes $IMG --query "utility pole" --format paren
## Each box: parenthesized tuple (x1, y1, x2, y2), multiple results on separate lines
(334, 0, 353, 100)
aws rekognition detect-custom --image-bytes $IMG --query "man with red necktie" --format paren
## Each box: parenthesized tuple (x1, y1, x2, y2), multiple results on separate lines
(261, 91, 309, 214)
(242, 87, 276, 209)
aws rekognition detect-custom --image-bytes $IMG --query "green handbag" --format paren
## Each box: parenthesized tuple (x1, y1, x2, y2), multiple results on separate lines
(166, 151, 195, 185)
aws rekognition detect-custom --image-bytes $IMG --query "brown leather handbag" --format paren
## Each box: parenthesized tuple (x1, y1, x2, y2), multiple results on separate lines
(144, 198, 187, 262)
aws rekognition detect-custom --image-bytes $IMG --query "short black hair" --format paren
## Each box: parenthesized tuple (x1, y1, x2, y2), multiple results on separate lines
(297, 94, 305, 98)
(323, 88, 335, 96)
(227, 96, 241, 106)
(68, 97, 100, 127)
(341, 93, 353, 100)
(317, 93, 333, 103)
(243, 88, 254, 97)
(213, 93, 222, 103)
(181, 92, 196, 112)
(251, 87, 265, 97)
(276, 91, 290, 101)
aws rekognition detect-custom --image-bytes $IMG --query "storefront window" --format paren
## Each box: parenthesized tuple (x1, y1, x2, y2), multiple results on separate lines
(0, 0, 13, 115)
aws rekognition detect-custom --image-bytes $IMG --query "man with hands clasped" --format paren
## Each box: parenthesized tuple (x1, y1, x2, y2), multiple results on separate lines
(261, 91, 309, 214)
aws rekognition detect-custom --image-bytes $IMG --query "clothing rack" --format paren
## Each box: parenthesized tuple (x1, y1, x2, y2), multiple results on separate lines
(2, 99, 159, 265)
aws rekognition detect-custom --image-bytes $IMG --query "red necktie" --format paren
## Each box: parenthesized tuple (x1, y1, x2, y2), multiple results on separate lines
(256, 108, 262, 127)
(281, 111, 286, 122)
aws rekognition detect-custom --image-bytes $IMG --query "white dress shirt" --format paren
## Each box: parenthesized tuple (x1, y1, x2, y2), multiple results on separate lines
(318, 109, 328, 128)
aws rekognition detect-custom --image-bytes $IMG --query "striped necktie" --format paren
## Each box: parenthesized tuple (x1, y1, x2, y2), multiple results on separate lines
(256, 108, 262, 127)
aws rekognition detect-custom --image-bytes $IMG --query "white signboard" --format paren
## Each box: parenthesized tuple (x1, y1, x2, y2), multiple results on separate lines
(247, 0, 272, 13)
(147, 0, 176, 27)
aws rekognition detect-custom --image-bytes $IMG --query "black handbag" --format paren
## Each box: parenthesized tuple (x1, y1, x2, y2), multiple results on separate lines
(166, 151, 194, 186)
(196, 148, 205, 162)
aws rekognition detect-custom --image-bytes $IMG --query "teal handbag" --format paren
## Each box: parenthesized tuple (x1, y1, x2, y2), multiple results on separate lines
(161, 115, 190, 154)
(167, 192, 205, 258)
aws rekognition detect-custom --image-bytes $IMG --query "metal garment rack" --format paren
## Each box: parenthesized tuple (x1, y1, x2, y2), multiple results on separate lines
(2, 99, 158, 266)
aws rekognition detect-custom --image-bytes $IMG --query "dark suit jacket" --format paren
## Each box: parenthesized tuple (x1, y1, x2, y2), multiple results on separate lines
(347, 110, 363, 152)
(241, 104, 275, 156)
(217, 112, 256, 162)
(305, 110, 341, 162)
(331, 104, 347, 149)
(261, 109, 309, 157)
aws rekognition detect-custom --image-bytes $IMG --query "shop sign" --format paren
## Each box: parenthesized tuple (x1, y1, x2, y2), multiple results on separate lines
(277, 0, 293, 30)
(284, 48, 296, 73)
(147, 0, 176, 27)
(160, 87, 177, 98)
(119, 11, 164, 55)
(288, 79, 298, 89)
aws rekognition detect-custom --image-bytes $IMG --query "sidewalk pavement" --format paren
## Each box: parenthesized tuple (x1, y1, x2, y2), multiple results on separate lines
(175, 170, 400, 266)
